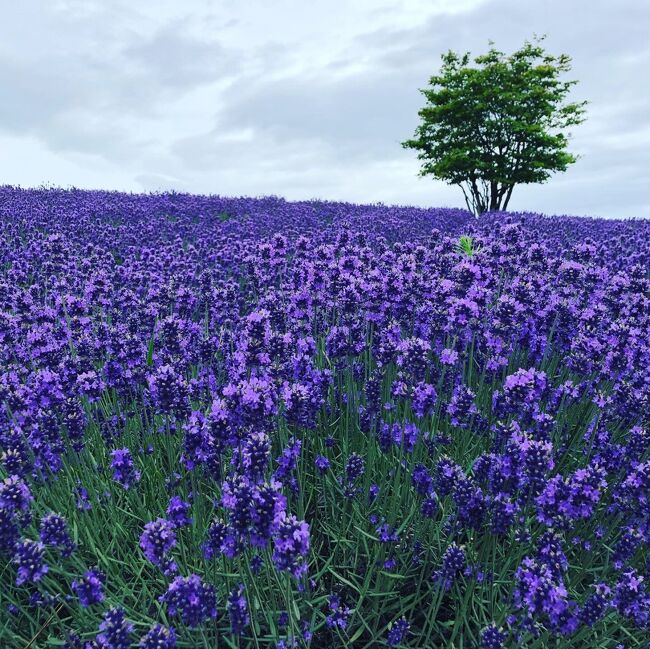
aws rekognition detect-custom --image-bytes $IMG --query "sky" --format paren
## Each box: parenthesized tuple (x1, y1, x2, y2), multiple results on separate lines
(1, 0, 648, 218)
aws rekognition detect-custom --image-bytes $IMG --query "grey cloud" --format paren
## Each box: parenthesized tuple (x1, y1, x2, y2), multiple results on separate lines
(172, 127, 330, 173)
(0, 57, 85, 132)
(0, 6, 238, 161)
(123, 23, 237, 90)
(208, 72, 422, 161)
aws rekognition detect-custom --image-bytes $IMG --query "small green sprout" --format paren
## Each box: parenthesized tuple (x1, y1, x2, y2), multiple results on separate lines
(455, 235, 482, 258)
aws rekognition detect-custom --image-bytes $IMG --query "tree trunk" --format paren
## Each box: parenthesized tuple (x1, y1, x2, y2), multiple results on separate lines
(502, 184, 515, 211)
(489, 181, 499, 211)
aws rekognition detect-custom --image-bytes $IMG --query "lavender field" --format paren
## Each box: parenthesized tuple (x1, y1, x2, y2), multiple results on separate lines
(0, 186, 649, 648)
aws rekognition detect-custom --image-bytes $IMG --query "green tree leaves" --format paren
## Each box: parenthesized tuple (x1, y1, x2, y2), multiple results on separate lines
(402, 37, 587, 215)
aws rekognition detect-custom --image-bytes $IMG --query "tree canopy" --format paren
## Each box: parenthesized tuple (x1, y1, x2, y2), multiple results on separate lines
(402, 37, 587, 215)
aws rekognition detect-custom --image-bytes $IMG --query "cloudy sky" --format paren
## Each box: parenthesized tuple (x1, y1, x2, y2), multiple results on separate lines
(1, 0, 648, 217)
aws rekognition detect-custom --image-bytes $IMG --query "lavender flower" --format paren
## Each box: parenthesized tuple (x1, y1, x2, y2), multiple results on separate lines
(314, 455, 330, 473)
(412, 382, 437, 418)
(613, 569, 650, 628)
(140, 518, 177, 573)
(434, 543, 466, 590)
(40, 512, 75, 556)
(0, 508, 21, 554)
(138, 624, 176, 649)
(387, 616, 410, 646)
(480, 624, 506, 649)
(13, 539, 48, 585)
(513, 557, 578, 634)
(273, 438, 302, 489)
(0, 475, 33, 514)
(272, 513, 310, 579)
(160, 574, 218, 627)
(227, 583, 250, 635)
(325, 594, 351, 630)
(202, 517, 228, 559)
(579, 583, 611, 626)
(96, 608, 134, 649)
(147, 365, 189, 416)
(166, 496, 192, 528)
(110, 448, 141, 489)
(72, 568, 105, 607)
(242, 431, 271, 479)
(447, 383, 477, 427)
(345, 453, 365, 482)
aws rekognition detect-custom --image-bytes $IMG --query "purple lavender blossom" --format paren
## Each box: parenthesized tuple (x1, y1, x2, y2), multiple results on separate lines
(513, 557, 578, 634)
(227, 583, 250, 635)
(480, 625, 506, 649)
(72, 568, 105, 607)
(447, 383, 477, 427)
(412, 382, 437, 418)
(96, 608, 134, 649)
(138, 624, 176, 649)
(13, 539, 48, 585)
(181, 410, 210, 470)
(579, 583, 611, 626)
(147, 364, 189, 416)
(40, 512, 75, 556)
(202, 518, 228, 559)
(0, 508, 21, 554)
(140, 518, 177, 574)
(250, 481, 286, 547)
(421, 496, 438, 518)
(387, 616, 410, 646)
(242, 431, 271, 479)
(345, 453, 365, 482)
(160, 574, 218, 627)
(325, 594, 351, 630)
(273, 438, 302, 490)
(612, 569, 650, 628)
(433, 543, 466, 591)
(314, 455, 330, 473)
(272, 513, 310, 579)
(166, 496, 192, 528)
(0, 475, 33, 514)
(110, 448, 141, 490)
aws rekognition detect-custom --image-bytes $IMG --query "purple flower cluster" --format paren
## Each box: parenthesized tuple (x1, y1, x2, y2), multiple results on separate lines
(227, 584, 250, 635)
(387, 616, 411, 646)
(166, 496, 192, 528)
(72, 568, 105, 607)
(160, 574, 218, 627)
(40, 512, 75, 556)
(434, 543, 466, 591)
(480, 625, 507, 649)
(325, 594, 351, 630)
(96, 608, 134, 649)
(13, 539, 48, 585)
(272, 514, 310, 579)
(110, 448, 140, 490)
(138, 624, 176, 649)
(140, 518, 177, 574)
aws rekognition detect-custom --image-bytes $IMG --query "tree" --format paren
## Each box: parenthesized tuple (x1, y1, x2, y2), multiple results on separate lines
(402, 37, 587, 215)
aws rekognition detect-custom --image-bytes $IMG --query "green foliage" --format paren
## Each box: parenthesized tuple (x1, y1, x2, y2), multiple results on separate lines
(455, 235, 481, 258)
(402, 36, 587, 215)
